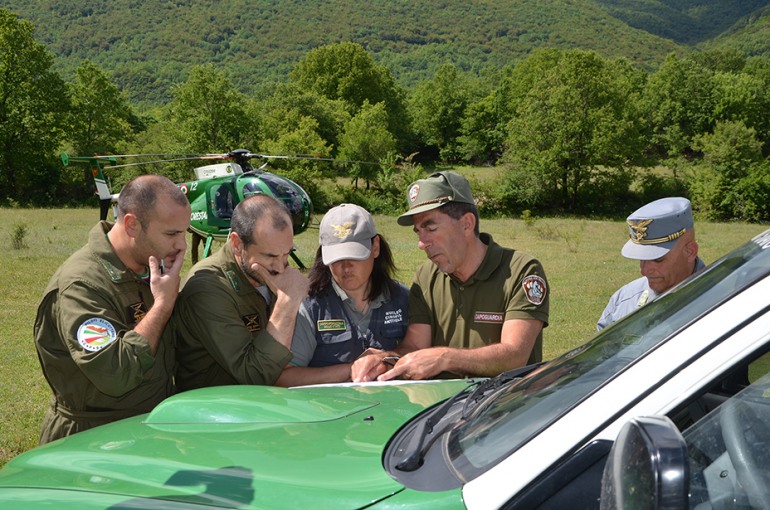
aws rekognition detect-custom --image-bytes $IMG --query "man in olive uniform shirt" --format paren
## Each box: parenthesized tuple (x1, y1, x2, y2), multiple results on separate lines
(34, 175, 190, 443)
(174, 194, 309, 391)
(353, 171, 549, 381)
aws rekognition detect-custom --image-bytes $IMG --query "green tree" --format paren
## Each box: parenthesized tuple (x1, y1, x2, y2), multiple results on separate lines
(740, 57, 770, 152)
(504, 50, 644, 211)
(458, 51, 565, 165)
(690, 48, 746, 74)
(458, 90, 506, 164)
(409, 63, 473, 162)
(68, 60, 141, 155)
(261, 115, 333, 211)
(259, 83, 350, 155)
(711, 70, 770, 148)
(164, 64, 248, 153)
(290, 42, 410, 149)
(0, 8, 69, 204)
(66, 60, 144, 199)
(338, 101, 396, 189)
(688, 120, 768, 221)
(642, 53, 716, 158)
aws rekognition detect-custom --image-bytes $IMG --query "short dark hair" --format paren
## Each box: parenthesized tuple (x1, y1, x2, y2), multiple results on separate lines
(440, 201, 480, 236)
(231, 194, 291, 247)
(307, 234, 398, 302)
(117, 175, 188, 227)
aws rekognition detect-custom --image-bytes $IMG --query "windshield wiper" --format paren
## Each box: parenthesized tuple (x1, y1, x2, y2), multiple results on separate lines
(396, 363, 544, 472)
(396, 381, 480, 472)
(461, 362, 545, 419)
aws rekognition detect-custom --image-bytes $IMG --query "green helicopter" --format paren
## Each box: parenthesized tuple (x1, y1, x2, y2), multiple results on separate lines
(61, 149, 314, 268)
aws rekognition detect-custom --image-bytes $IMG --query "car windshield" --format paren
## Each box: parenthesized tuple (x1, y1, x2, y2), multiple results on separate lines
(446, 229, 770, 481)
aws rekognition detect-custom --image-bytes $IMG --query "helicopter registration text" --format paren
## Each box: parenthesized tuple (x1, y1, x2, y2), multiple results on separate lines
(191, 211, 207, 221)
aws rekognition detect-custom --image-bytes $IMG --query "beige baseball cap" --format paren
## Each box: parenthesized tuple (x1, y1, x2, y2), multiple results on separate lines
(319, 204, 377, 265)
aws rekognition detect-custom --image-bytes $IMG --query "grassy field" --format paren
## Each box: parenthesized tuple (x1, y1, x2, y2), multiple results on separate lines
(0, 206, 767, 468)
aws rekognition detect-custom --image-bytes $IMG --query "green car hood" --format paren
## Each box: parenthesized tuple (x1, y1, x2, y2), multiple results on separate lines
(0, 380, 471, 509)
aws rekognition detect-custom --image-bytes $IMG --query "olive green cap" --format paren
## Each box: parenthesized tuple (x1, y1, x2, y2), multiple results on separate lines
(397, 171, 475, 226)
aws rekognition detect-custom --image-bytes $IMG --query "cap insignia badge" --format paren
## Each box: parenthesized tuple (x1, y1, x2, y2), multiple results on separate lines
(628, 219, 653, 242)
(408, 184, 420, 203)
(332, 222, 354, 239)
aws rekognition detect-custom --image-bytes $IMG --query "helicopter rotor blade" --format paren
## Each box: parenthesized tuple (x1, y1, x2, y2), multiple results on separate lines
(250, 154, 397, 167)
(93, 155, 232, 169)
(77, 151, 401, 169)
(92, 153, 195, 159)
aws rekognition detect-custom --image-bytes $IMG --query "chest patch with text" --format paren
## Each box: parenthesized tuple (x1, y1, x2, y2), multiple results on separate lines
(474, 312, 504, 323)
(317, 320, 347, 332)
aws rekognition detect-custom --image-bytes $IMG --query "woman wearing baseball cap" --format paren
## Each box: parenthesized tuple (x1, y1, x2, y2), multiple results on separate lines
(276, 204, 409, 386)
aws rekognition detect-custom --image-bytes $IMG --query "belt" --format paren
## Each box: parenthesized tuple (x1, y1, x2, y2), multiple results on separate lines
(51, 400, 150, 421)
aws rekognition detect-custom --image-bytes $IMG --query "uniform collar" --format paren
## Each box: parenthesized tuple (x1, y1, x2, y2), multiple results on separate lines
(448, 232, 502, 285)
(694, 257, 706, 273)
(91, 221, 139, 283)
(217, 242, 273, 299)
(331, 279, 388, 310)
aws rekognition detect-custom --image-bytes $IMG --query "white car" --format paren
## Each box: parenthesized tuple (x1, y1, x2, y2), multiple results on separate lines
(386, 227, 770, 509)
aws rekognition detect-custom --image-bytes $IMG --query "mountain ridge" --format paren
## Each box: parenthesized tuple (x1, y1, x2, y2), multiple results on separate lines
(2, 0, 769, 107)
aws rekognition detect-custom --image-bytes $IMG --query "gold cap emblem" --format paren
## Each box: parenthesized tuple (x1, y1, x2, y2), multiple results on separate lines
(331, 222, 354, 239)
(628, 219, 653, 242)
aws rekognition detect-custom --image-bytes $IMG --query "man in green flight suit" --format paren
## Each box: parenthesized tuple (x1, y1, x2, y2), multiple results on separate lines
(353, 171, 549, 382)
(174, 194, 309, 391)
(34, 175, 191, 443)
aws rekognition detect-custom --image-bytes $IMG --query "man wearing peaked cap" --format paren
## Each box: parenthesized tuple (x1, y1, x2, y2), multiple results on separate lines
(277, 204, 409, 386)
(597, 197, 705, 331)
(352, 171, 550, 382)
(396, 171, 475, 225)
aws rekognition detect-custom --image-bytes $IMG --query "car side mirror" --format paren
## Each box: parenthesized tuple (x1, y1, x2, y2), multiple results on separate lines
(599, 416, 689, 510)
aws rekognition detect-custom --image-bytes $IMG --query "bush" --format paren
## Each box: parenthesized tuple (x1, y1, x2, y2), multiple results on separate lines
(329, 158, 426, 216)
(496, 164, 548, 215)
(11, 223, 28, 250)
(576, 167, 637, 216)
(636, 172, 689, 205)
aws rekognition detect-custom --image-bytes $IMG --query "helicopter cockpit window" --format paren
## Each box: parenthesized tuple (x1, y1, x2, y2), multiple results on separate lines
(240, 181, 264, 199)
(214, 184, 234, 219)
(259, 176, 298, 205)
(258, 174, 307, 229)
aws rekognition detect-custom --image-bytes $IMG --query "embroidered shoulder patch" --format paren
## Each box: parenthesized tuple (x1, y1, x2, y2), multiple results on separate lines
(77, 318, 118, 352)
(474, 312, 504, 323)
(242, 313, 262, 332)
(126, 302, 147, 325)
(522, 275, 547, 305)
(317, 320, 347, 332)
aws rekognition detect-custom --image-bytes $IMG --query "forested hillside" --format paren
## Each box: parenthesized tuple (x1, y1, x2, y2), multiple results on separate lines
(595, 0, 769, 44)
(0, 0, 735, 107)
(701, 3, 770, 55)
(3, 1, 770, 222)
